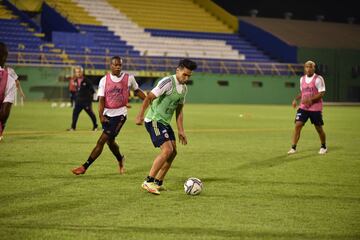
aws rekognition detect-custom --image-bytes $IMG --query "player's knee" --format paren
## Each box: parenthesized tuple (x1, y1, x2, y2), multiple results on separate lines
(172, 148, 177, 157)
(295, 124, 303, 131)
(162, 145, 174, 158)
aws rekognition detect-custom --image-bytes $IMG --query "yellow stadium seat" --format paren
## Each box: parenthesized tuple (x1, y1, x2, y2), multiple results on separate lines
(107, 0, 232, 33)
(0, 4, 16, 19)
(45, 0, 101, 25)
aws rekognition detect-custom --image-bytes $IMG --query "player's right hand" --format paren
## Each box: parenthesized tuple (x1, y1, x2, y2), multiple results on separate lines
(100, 116, 109, 124)
(292, 100, 297, 108)
(135, 115, 144, 125)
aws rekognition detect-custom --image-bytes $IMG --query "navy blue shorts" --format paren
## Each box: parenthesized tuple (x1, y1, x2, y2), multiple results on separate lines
(102, 115, 127, 139)
(295, 108, 324, 126)
(145, 121, 176, 148)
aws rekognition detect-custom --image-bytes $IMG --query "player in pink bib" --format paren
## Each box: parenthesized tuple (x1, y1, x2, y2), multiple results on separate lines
(0, 67, 8, 138)
(288, 60, 327, 155)
(0, 42, 17, 142)
(71, 56, 146, 175)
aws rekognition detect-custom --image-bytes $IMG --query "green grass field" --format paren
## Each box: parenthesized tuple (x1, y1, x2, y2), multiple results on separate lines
(0, 102, 359, 240)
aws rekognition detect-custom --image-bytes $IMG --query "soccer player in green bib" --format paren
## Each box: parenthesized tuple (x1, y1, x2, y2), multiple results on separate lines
(135, 59, 197, 195)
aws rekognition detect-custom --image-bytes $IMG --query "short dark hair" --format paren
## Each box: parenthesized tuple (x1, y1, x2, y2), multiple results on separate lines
(0, 42, 8, 66)
(111, 56, 122, 63)
(178, 59, 197, 71)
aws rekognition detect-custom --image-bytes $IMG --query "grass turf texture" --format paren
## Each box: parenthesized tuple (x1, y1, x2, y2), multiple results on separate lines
(0, 102, 359, 240)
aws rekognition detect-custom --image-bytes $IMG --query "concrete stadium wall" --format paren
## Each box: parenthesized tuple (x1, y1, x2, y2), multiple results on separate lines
(12, 65, 70, 100)
(10, 66, 300, 104)
(186, 73, 299, 104)
(298, 48, 360, 102)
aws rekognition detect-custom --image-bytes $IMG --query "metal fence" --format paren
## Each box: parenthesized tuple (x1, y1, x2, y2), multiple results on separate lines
(8, 51, 304, 76)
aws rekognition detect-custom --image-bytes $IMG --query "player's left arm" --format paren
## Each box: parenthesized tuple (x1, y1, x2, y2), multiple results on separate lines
(176, 104, 187, 145)
(15, 80, 25, 98)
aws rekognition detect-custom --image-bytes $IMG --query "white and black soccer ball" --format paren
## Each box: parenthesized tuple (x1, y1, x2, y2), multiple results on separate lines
(184, 177, 203, 195)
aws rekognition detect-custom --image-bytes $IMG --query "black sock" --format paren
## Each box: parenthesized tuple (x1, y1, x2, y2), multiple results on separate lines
(321, 143, 326, 149)
(146, 176, 155, 183)
(116, 154, 124, 162)
(154, 179, 163, 186)
(292, 144, 297, 150)
(83, 156, 95, 169)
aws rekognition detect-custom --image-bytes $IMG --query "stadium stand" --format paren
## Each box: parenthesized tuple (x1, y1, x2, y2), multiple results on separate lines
(107, 0, 233, 33)
(0, 0, 13, 19)
(46, 0, 101, 26)
(1, 0, 303, 75)
(0, 0, 67, 65)
(73, 0, 245, 60)
(144, 29, 271, 62)
(42, 0, 140, 69)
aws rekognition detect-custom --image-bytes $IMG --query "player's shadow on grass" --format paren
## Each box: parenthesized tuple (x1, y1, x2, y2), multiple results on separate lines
(236, 153, 312, 170)
(197, 177, 231, 183)
(236, 146, 342, 171)
(0, 182, 74, 205)
(0, 199, 81, 219)
(0, 160, 41, 168)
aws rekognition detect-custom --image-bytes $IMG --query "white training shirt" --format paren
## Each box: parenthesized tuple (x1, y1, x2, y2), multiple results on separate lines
(0, 66, 17, 104)
(300, 74, 326, 92)
(97, 72, 139, 117)
(144, 75, 187, 122)
(151, 75, 187, 102)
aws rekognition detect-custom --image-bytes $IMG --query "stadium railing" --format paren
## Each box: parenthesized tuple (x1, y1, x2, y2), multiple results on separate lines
(8, 51, 303, 76)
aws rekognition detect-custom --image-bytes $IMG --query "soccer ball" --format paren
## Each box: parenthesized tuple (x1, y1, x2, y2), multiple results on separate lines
(184, 177, 203, 195)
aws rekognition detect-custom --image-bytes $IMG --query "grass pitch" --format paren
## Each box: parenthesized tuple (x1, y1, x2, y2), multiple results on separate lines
(0, 102, 359, 239)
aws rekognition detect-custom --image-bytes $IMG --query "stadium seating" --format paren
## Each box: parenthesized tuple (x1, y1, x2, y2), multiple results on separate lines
(0, 0, 13, 19)
(1, 0, 293, 74)
(42, 0, 140, 68)
(0, 10, 65, 65)
(145, 29, 272, 62)
(73, 0, 246, 60)
(106, 0, 233, 33)
(45, 0, 101, 26)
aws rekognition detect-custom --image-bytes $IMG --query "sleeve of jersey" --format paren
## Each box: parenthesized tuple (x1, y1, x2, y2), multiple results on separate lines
(129, 75, 139, 91)
(97, 77, 106, 97)
(151, 78, 172, 97)
(316, 76, 326, 92)
(8, 68, 18, 81)
(3, 78, 16, 103)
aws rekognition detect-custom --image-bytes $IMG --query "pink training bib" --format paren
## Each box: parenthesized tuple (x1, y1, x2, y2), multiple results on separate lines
(0, 68, 9, 134)
(299, 74, 323, 112)
(104, 73, 129, 109)
(0, 68, 8, 104)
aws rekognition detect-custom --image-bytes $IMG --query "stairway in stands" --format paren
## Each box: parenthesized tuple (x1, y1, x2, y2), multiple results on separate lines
(0, 0, 69, 65)
(74, 0, 245, 60)
(45, 0, 140, 68)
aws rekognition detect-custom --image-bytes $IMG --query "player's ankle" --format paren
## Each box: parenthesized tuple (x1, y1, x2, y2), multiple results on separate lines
(146, 176, 155, 182)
